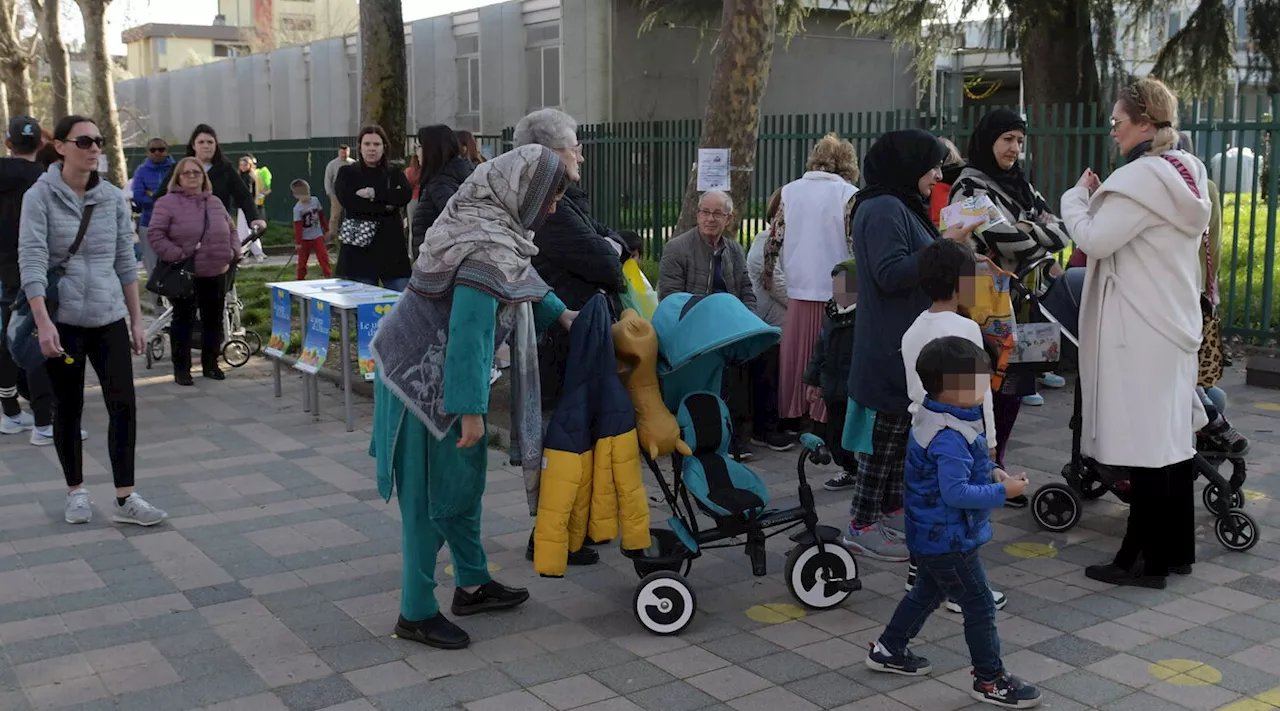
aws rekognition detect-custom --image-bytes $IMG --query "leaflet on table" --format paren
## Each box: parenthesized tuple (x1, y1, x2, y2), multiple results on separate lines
(356, 299, 395, 381)
(940, 195, 1009, 232)
(265, 287, 292, 357)
(295, 298, 331, 374)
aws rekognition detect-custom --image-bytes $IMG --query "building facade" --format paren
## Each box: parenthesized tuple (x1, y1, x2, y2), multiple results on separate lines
(115, 0, 918, 144)
(122, 23, 254, 77)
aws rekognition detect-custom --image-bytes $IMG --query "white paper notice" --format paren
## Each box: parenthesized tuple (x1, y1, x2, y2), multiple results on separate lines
(697, 148, 731, 191)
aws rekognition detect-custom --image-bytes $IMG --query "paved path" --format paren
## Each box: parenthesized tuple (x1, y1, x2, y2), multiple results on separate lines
(0, 357, 1277, 711)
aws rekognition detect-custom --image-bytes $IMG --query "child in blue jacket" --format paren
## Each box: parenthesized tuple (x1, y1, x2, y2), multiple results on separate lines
(865, 335, 1040, 709)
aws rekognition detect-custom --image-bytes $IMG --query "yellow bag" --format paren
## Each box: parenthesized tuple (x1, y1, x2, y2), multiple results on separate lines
(620, 260, 658, 321)
(967, 257, 1016, 392)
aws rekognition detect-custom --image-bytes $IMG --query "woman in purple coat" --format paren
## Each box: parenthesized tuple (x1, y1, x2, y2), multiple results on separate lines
(147, 156, 239, 385)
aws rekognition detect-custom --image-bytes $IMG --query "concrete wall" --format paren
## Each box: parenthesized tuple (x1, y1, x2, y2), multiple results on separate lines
(477, 2, 527, 134)
(608, 2, 918, 122)
(410, 16, 458, 128)
(560, 0, 610, 125)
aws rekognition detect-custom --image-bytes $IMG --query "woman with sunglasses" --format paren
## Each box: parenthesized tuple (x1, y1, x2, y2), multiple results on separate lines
(18, 115, 167, 528)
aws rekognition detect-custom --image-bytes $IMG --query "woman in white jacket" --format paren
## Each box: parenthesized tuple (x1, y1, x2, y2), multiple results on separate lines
(1061, 77, 1208, 590)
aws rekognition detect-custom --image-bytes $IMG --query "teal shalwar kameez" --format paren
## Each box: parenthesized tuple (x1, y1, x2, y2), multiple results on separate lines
(371, 286, 565, 621)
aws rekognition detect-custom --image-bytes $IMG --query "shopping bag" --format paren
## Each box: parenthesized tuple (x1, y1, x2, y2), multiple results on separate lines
(620, 259, 658, 320)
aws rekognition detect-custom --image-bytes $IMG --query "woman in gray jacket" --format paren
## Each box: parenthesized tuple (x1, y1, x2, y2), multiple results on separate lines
(19, 115, 167, 528)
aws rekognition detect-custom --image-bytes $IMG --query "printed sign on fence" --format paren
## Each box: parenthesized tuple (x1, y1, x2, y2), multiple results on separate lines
(265, 288, 292, 357)
(295, 298, 331, 374)
(357, 300, 395, 381)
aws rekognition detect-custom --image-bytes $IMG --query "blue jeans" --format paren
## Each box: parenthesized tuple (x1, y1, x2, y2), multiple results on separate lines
(880, 548, 1002, 681)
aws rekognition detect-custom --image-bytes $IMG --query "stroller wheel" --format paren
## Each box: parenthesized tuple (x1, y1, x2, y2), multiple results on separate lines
(1202, 482, 1244, 516)
(633, 571, 696, 635)
(222, 339, 251, 368)
(148, 336, 165, 362)
(244, 330, 263, 356)
(1214, 509, 1258, 552)
(1030, 483, 1082, 533)
(785, 541, 858, 610)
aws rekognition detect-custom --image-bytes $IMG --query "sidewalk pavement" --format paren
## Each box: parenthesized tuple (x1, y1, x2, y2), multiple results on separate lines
(0, 357, 1276, 711)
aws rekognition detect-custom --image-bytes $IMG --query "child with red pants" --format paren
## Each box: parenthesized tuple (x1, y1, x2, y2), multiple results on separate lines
(292, 179, 332, 279)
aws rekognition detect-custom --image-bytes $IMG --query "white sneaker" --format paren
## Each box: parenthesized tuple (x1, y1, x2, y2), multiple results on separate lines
(30, 426, 89, 447)
(1, 411, 34, 434)
(945, 589, 1008, 613)
(65, 488, 92, 524)
(113, 493, 168, 527)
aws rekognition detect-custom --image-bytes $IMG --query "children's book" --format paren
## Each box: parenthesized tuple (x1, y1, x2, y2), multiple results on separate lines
(940, 194, 1009, 233)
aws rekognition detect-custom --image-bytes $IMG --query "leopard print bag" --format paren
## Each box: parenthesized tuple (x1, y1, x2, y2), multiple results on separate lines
(1160, 155, 1224, 388)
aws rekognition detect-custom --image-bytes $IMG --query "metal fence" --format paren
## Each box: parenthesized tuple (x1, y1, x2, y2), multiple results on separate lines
(128, 100, 1279, 340)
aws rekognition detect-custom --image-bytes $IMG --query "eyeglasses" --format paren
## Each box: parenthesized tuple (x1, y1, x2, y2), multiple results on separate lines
(148, 146, 167, 154)
(178, 170, 204, 178)
(68, 136, 104, 150)
(1109, 117, 1130, 129)
(697, 209, 729, 220)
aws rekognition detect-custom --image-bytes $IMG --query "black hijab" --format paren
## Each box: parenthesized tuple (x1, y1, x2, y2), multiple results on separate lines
(854, 129, 947, 234)
(967, 109, 1036, 211)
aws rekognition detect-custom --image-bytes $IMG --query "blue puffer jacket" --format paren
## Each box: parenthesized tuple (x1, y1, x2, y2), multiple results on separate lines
(132, 156, 173, 227)
(904, 399, 1007, 557)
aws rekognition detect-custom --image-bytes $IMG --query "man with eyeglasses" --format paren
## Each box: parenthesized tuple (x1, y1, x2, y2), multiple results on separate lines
(131, 137, 174, 277)
(659, 190, 758, 456)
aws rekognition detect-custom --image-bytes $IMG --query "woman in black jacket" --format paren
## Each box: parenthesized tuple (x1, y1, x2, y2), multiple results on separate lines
(410, 124, 474, 259)
(153, 124, 262, 233)
(335, 125, 413, 290)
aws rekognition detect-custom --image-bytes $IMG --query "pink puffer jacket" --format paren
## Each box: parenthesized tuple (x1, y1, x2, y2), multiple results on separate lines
(147, 189, 238, 278)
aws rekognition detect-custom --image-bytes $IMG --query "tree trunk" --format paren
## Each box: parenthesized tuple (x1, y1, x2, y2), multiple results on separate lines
(0, 0, 31, 119)
(673, 0, 777, 236)
(33, 0, 71, 121)
(358, 0, 407, 156)
(1011, 0, 1102, 108)
(75, 0, 125, 187)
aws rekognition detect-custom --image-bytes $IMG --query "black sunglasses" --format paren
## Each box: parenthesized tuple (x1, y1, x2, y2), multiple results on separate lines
(148, 146, 167, 154)
(66, 136, 105, 149)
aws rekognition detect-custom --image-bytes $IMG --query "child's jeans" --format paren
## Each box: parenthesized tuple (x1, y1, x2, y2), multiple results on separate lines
(297, 239, 332, 280)
(1197, 386, 1227, 423)
(880, 548, 1003, 681)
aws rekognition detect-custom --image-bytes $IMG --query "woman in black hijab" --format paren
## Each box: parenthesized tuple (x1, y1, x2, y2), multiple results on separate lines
(842, 129, 979, 563)
(950, 109, 1071, 485)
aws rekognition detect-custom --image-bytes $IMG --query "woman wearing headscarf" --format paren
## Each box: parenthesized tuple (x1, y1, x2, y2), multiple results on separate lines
(1063, 78, 1209, 588)
(841, 129, 978, 562)
(368, 144, 577, 649)
(762, 134, 859, 434)
(949, 109, 1071, 495)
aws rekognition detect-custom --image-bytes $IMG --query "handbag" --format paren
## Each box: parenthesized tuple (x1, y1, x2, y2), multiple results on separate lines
(5, 205, 96, 370)
(147, 207, 208, 300)
(338, 176, 388, 248)
(1159, 155, 1224, 387)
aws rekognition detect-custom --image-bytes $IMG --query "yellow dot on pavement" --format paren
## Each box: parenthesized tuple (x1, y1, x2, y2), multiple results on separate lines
(1243, 489, 1267, 502)
(1003, 542, 1059, 559)
(1148, 659, 1222, 687)
(443, 562, 501, 577)
(746, 603, 806, 624)
(1216, 700, 1276, 711)
(1255, 402, 1280, 411)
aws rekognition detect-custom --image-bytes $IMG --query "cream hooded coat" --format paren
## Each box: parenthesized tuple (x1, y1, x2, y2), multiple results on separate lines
(1061, 150, 1210, 469)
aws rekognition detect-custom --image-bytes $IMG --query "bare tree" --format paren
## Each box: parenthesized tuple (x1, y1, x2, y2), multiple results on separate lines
(0, 0, 37, 119)
(359, 0, 407, 147)
(31, 0, 70, 121)
(74, 0, 124, 185)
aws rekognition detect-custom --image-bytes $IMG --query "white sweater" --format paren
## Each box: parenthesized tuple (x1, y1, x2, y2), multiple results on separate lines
(901, 310, 998, 449)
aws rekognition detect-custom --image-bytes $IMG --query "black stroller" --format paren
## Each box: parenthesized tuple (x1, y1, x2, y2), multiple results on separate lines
(1014, 257, 1257, 552)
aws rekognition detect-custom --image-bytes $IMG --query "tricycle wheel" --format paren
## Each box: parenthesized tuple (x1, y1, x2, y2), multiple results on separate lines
(633, 571, 696, 636)
(785, 541, 857, 610)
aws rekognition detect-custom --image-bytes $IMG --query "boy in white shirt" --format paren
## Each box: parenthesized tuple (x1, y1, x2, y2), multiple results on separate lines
(899, 238, 1007, 612)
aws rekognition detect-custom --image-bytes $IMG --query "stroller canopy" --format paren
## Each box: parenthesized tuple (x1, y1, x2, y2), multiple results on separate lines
(653, 292, 781, 411)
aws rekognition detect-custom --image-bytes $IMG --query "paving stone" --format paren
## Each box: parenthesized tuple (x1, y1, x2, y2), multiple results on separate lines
(1040, 669, 1137, 707)
(739, 650, 829, 685)
(588, 660, 676, 694)
(626, 679, 718, 711)
(274, 675, 363, 711)
(787, 670, 877, 708)
(1029, 634, 1118, 667)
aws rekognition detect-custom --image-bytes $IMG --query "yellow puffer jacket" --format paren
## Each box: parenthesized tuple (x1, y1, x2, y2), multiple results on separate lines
(535, 296, 650, 577)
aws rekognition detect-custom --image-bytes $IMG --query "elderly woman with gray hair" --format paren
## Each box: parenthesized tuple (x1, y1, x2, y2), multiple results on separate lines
(515, 108, 628, 565)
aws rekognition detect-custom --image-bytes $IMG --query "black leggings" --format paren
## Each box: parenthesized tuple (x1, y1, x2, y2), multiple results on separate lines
(170, 276, 225, 373)
(44, 320, 136, 489)
(0, 297, 54, 426)
(1113, 459, 1195, 577)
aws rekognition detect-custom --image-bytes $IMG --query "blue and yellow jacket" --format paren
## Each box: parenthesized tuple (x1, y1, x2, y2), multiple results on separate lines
(534, 295, 650, 576)
(904, 399, 1007, 557)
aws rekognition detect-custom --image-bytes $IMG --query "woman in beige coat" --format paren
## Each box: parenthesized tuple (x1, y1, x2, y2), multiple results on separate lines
(1061, 77, 1209, 590)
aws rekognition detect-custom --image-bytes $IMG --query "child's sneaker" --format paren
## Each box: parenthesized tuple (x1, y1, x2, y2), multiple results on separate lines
(971, 671, 1041, 708)
(1200, 419, 1250, 456)
(945, 589, 1008, 612)
(843, 522, 910, 562)
(823, 470, 856, 491)
(865, 641, 931, 676)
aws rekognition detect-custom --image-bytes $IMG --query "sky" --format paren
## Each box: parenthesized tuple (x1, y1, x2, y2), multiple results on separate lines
(100, 0, 506, 54)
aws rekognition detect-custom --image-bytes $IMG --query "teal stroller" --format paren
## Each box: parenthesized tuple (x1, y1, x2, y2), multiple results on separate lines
(624, 292, 861, 635)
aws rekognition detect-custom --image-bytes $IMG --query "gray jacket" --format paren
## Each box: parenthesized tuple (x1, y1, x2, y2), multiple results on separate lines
(19, 165, 137, 328)
(658, 228, 755, 310)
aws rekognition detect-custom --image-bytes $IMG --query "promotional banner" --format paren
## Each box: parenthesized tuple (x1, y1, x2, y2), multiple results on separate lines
(356, 300, 395, 381)
(265, 288, 292, 357)
(295, 298, 331, 374)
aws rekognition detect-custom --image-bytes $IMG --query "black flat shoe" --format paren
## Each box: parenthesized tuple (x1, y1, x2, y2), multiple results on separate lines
(451, 581, 530, 617)
(1171, 564, 1193, 575)
(174, 372, 194, 386)
(393, 613, 469, 649)
(1004, 494, 1029, 509)
(525, 532, 601, 565)
(1085, 563, 1167, 589)
(202, 367, 226, 381)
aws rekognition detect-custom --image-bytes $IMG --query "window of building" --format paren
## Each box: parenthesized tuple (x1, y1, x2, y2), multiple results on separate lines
(525, 21, 561, 111)
(1237, 2, 1249, 40)
(282, 15, 315, 33)
(1168, 10, 1182, 37)
(455, 34, 480, 118)
(155, 37, 167, 54)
